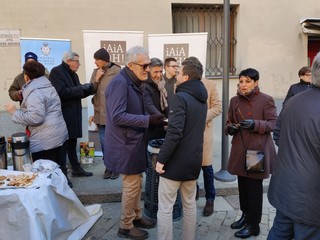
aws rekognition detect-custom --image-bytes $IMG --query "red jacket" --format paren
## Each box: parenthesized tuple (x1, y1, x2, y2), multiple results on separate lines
(225, 86, 277, 179)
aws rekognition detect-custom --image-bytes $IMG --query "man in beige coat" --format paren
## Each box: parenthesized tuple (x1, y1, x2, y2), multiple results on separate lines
(198, 78, 222, 216)
(89, 48, 121, 179)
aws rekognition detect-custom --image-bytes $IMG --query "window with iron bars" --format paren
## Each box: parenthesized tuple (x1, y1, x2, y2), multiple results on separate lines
(172, 4, 237, 78)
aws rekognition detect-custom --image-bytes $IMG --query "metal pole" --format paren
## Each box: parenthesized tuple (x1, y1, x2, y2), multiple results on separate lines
(215, 0, 236, 182)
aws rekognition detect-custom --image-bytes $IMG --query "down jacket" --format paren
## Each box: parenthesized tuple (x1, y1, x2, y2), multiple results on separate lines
(157, 79, 208, 181)
(11, 76, 68, 153)
(226, 86, 277, 179)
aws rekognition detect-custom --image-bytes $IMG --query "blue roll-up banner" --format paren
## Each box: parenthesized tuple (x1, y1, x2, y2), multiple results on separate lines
(20, 38, 71, 72)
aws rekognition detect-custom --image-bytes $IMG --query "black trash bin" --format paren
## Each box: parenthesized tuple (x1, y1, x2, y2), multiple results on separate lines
(144, 139, 182, 221)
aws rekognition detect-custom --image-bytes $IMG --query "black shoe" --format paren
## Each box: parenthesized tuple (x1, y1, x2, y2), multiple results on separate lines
(72, 167, 93, 177)
(110, 172, 119, 179)
(103, 169, 112, 179)
(133, 217, 156, 229)
(203, 200, 214, 216)
(234, 224, 260, 239)
(231, 213, 247, 229)
(117, 227, 148, 240)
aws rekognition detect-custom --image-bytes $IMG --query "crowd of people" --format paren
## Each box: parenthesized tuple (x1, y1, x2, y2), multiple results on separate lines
(4, 46, 320, 240)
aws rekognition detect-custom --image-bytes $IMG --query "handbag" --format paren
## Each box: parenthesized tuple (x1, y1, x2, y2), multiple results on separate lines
(240, 129, 265, 172)
(245, 150, 265, 172)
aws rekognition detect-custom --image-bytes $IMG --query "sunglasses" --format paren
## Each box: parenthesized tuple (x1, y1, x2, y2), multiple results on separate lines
(132, 62, 151, 70)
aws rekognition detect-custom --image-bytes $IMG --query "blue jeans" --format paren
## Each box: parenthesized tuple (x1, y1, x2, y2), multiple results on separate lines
(97, 124, 105, 159)
(201, 165, 216, 201)
(268, 209, 320, 240)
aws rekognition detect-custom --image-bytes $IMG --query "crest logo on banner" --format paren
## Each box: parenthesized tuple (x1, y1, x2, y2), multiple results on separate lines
(20, 38, 71, 72)
(40, 42, 51, 56)
(101, 41, 126, 65)
(163, 43, 189, 65)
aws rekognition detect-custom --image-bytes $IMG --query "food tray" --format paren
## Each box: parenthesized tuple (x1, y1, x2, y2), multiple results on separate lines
(0, 172, 39, 189)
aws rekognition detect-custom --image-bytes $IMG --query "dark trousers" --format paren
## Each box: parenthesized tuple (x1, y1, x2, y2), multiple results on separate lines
(202, 165, 216, 201)
(59, 138, 81, 174)
(268, 210, 320, 240)
(238, 175, 263, 225)
(32, 146, 62, 165)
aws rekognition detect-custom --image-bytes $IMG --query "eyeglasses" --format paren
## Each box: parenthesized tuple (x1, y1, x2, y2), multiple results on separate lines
(132, 62, 151, 70)
(71, 59, 80, 64)
(169, 65, 179, 68)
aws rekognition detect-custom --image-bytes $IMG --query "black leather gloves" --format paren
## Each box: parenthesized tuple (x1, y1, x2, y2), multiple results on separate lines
(240, 119, 255, 130)
(82, 83, 93, 95)
(149, 114, 167, 127)
(227, 124, 239, 135)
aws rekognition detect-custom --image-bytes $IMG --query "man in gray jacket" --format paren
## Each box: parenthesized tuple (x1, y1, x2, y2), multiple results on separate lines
(267, 52, 320, 239)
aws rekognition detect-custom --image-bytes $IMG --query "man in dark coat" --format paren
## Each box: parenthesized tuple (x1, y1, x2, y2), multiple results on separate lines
(163, 57, 178, 106)
(104, 46, 166, 240)
(49, 51, 94, 187)
(9, 52, 49, 103)
(144, 57, 168, 141)
(267, 52, 320, 239)
(156, 57, 208, 240)
(282, 66, 311, 106)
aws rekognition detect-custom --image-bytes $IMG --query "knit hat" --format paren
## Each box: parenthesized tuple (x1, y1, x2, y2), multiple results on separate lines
(24, 52, 38, 62)
(94, 48, 110, 62)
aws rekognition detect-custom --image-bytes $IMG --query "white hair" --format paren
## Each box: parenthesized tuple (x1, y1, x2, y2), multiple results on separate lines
(125, 46, 149, 65)
(62, 51, 79, 62)
(312, 52, 320, 87)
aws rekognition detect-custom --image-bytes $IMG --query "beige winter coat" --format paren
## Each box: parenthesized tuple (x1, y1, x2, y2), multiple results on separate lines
(90, 63, 121, 125)
(202, 79, 222, 166)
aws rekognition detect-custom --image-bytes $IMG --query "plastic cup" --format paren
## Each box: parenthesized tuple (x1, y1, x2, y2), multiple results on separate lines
(23, 163, 32, 172)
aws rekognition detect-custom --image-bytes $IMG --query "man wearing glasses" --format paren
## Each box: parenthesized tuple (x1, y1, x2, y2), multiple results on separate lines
(163, 57, 179, 104)
(104, 46, 166, 240)
(49, 51, 94, 188)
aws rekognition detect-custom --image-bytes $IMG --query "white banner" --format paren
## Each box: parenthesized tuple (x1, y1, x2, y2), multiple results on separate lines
(0, 29, 20, 47)
(82, 30, 144, 131)
(148, 32, 208, 76)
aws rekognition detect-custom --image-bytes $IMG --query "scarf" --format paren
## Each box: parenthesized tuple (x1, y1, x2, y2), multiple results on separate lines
(157, 77, 168, 111)
(124, 66, 144, 91)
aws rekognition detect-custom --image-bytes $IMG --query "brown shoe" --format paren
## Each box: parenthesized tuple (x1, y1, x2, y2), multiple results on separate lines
(133, 217, 156, 229)
(203, 200, 214, 216)
(117, 227, 148, 240)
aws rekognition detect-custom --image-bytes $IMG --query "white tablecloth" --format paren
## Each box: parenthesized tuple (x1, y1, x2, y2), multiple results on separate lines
(0, 169, 102, 240)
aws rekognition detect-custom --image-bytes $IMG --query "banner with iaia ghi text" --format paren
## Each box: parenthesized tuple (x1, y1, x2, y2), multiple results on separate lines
(82, 30, 144, 131)
(147, 32, 208, 76)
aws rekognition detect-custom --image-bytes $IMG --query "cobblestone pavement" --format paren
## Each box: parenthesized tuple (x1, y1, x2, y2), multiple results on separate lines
(83, 194, 275, 240)
(71, 151, 274, 239)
